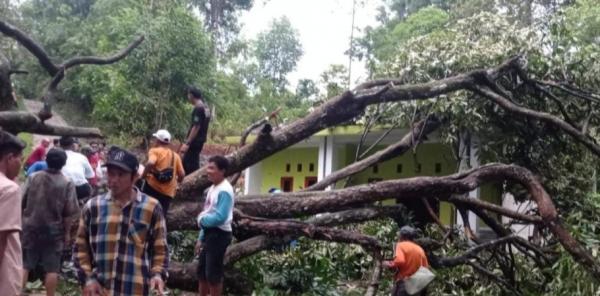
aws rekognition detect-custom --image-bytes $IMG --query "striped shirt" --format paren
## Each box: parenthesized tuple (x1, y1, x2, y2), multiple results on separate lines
(73, 189, 169, 296)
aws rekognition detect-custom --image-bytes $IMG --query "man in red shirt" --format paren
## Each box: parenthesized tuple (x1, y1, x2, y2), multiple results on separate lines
(24, 138, 49, 170)
(384, 226, 430, 296)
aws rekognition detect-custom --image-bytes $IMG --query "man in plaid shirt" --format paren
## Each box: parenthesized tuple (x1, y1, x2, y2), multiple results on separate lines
(73, 146, 169, 296)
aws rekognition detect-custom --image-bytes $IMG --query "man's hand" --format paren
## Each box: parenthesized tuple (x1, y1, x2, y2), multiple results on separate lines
(150, 275, 165, 295)
(179, 143, 189, 155)
(383, 261, 395, 269)
(83, 280, 104, 296)
(194, 240, 203, 256)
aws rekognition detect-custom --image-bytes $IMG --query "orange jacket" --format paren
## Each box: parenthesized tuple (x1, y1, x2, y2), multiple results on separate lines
(391, 241, 429, 282)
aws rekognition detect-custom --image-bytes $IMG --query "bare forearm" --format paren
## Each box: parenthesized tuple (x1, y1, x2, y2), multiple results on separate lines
(142, 162, 155, 179)
(185, 126, 201, 144)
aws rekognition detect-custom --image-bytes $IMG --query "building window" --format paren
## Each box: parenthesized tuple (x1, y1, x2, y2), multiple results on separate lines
(415, 163, 422, 173)
(396, 164, 403, 174)
(297, 163, 303, 172)
(309, 163, 315, 172)
(435, 163, 442, 173)
(281, 177, 294, 192)
(373, 165, 379, 174)
(286, 163, 291, 172)
(305, 176, 318, 188)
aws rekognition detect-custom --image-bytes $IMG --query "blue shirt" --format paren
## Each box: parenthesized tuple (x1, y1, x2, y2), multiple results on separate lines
(26, 161, 47, 176)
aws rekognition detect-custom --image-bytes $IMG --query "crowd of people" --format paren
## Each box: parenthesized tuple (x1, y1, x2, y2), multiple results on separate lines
(0, 86, 239, 296)
(0, 84, 431, 296)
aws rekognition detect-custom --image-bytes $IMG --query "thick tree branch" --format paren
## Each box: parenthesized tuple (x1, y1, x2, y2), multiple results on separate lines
(61, 36, 145, 69)
(305, 116, 442, 191)
(176, 57, 523, 201)
(471, 84, 600, 157)
(0, 20, 59, 75)
(0, 111, 103, 137)
(436, 235, 519, 267)
(448, 194, 542, 224)
(365, 258, 383, 296)
(234, 212, 382, 252)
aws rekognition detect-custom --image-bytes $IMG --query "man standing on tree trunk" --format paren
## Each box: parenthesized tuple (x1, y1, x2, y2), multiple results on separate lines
(73, 147, 168, 296)
(0, 131, 26, 296)
(179, 86, 210, 175)
(195, 156, 234, 296)
(384, 226, 430, 296)
(141, 129, 185, 217)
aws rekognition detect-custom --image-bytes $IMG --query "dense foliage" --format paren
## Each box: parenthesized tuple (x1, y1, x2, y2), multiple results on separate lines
(3, 0, 600, 294)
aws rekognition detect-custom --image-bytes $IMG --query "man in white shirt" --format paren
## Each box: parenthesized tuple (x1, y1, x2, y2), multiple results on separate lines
(59, 136, 94, 202)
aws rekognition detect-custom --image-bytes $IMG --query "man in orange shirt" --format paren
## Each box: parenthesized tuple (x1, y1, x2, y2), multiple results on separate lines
(384, 226, 430, 296)
(141, 129, 185, 218)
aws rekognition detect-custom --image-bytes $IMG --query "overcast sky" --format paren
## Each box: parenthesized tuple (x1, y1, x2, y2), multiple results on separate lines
(239, 0, 382, 88)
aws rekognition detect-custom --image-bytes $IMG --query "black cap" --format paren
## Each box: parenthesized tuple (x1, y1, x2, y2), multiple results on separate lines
(103, 146, 139, 173)
(59, 136, 77, 147)
(46, 148, 67, 170)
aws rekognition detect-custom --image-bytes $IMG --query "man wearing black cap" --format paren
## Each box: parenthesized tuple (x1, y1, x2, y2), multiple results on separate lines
(21, 148, 80, 296)
(60, 136, 94, 202)
(179, 86, 210, 175)
(73, 146, 168, 296)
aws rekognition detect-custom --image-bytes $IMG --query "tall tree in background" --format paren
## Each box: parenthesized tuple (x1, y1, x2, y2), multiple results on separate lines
(190, 0, 254, 61)
(254, 16, 303, 92)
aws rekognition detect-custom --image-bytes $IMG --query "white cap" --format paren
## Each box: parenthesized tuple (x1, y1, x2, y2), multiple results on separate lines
(152, 129, 171, 143)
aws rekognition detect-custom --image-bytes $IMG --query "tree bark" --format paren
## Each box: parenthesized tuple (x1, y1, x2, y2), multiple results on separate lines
(305, 116, 442, 191)
(175, 57, 523, 201)
(0, 111, 103, 137)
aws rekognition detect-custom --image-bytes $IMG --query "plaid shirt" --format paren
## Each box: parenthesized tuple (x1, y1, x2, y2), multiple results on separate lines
(73, 189, 169, 295)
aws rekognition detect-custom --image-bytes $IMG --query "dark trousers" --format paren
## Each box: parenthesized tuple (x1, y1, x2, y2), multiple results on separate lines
(140, 182, 172, 216)
(183, 143, 204, 176)
(197, 228, 232, 284)
(392, 281, 427, 296)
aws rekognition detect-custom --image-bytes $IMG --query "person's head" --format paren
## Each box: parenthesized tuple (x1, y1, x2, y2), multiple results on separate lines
(41, 138, 50, 148)
(206, 155, 229, 184)
(46, 148, 67, 171)
(59, 136, 77, 150)
(152, 129, 171, 146)
(187, 85, 203, 103)
(103, 146, 139, 198)
(0, 130, 26, 179)
(90, 142, 99, 151)
(80, 145, 94, 158)
(52, 139, 59, 147)
(399, 226, 418, 241)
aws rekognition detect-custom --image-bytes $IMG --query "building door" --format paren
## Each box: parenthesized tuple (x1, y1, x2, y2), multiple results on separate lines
(281, 177, 294, 192)
(304, 176, 318, 188)
(397, 196, 439, 227)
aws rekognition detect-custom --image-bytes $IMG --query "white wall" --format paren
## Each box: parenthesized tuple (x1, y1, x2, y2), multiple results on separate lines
(501, 193, 536, 239)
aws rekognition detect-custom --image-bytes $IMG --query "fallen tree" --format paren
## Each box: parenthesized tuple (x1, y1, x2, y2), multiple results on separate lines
(0, 20, 143, 137)
(6, 21, 598, 292)
(164, 55, 600, 293)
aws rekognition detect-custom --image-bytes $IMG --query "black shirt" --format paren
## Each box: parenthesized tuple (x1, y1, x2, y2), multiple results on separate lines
(187, 102, 209, 147)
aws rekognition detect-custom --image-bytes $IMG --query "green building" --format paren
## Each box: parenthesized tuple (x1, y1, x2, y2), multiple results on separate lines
(228, 126, 528, 235)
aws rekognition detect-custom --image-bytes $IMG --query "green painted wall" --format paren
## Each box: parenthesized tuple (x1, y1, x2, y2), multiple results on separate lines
(343, 143, 458, 225)
(477, 183, 503, 228)
(256, 141, 503, 227)
(260, 147, 319, 193)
